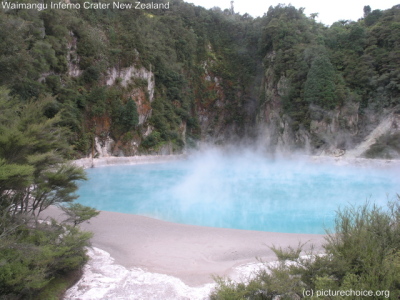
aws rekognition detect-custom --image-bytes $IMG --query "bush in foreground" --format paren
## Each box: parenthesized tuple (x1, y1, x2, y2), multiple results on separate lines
(211, 197, 400, 299)
(0, 220, 92, 298)
(0, 89, 97, 299)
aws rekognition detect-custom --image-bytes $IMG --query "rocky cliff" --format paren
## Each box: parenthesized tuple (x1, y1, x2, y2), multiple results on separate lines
(253, 5, 400, 158)
(1, 2, 399, 159)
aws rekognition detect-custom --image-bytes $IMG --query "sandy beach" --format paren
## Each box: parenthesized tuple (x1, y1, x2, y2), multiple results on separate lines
(46, 206, 325, 288)
(83, 212, 325, 286)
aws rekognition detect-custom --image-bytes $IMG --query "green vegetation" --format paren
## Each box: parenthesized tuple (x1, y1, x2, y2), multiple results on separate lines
(0, 89, 97, 298)
(61, 203, 100, 227)
(211, 198, 400, 299)
(0, 2, 399, 154)
(0, 89, 85, 218)
(32, 269, 83, 300)
(0, 0, 265, 154)
(259, 4, 400, 141)
(0, 222, 92, 298)
(304, 54, 338, 109)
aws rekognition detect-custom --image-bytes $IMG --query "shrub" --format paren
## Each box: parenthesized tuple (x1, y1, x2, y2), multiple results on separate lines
(270, 242, 304, 261)
(211, 197, 400, 299)
(0, 221, 92, 298)
(0, 90, 96, 298)
(141, 131, 162, 149)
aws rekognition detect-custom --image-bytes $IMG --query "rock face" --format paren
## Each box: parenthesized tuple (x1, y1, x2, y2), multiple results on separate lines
(258, 81, 400, 157)
(67, 31, 82, 78)
(105, 65, 155, 103)
(255, 51, 400, 158)
(90, 57, 400, 158)
(345, 112, 400, 158)
(94, 136, 114, 157)
(86, 64, 156, 157)
(194, 49, 258, 145)
(105, 65, 155, 126)
(196, 65, 229, 143)
(65, 32, 398, 158)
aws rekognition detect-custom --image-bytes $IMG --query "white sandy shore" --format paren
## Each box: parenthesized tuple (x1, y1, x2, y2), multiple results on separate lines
(308, 155, 400, 168)
(46, 206, 325, 289)
(64, 247, 217, 300)
(73, 154, 187, 169)
(81, 211, 325, 286)
(73, 153, 400, 170)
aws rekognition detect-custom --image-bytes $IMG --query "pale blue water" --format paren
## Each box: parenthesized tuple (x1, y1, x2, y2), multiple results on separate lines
(76, 154, 400, 234)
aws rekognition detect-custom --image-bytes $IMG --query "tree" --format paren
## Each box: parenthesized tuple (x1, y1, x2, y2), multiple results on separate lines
(310, 12, 319, 20)
(304, 54, 338, 109)
(363, 5, 371, 18)
(0, 91, 86, 221)
(122, 97, 139, 131)
(0, 88, 95, 298)
(61, 203, 100, 227)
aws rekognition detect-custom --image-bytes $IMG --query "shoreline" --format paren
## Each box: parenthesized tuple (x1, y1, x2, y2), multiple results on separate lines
(72, 153, 400, 170)
(79, 210, 325, 286)
(308, 154, 400, 168)
(45, 206, 325, 288)
(73, 154, 187, 169)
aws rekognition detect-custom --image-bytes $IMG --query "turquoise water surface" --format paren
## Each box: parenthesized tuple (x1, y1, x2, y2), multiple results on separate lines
(76, 154, 400, 234)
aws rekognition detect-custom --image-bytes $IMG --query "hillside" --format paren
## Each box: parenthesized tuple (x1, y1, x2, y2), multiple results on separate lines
(1, 1, 399, 158)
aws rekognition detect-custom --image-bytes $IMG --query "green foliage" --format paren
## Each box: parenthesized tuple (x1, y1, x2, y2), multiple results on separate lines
(140, 131, 162, 150)
(211, 198, 400, 299)
(259, 4, 400, 137)
(114, 97, 139, 134)
(146, 96, 185, 149)
(211, 266, 304, 299)
(45, 75, 62, 94)
(82, 66, 101, 84)
(0, 221, 91, 298)
(321, 200, 400, 294)
(32, 269, 82, 300)
(61, 203, 100, 227)
(0, 1, 399, 153)
(270, 242, 304, 261)
(31, 41, 58, 74)
(304, 54, 338, 109)
(87, 86, 107, 117)
(364, 9, 383, 26)
(0, 92, 87, 219)
(0, 88, 97, 298)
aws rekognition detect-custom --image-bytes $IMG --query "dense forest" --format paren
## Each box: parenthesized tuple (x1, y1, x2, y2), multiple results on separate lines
(258, 4, 400, 156)
(0, 0, 263, 156)
(1, 0, 400, 157)
(1, 0, 400, 297)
